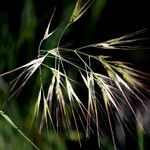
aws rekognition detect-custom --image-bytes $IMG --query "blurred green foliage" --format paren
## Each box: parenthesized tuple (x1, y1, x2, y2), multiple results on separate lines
(0, 0, 107, 149)
(0, 0, 149, 149)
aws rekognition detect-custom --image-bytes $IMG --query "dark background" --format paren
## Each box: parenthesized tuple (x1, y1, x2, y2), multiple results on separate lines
(0, 0, 150, 149)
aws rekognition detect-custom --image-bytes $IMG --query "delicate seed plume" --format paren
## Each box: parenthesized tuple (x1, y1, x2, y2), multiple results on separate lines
(0, 0, 149, 149)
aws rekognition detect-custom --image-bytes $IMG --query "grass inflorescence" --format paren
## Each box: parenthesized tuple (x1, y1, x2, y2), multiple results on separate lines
(0, 0, 149, 149)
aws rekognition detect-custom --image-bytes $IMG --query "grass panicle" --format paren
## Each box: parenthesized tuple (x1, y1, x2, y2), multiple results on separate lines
(0, 0, 149, 149)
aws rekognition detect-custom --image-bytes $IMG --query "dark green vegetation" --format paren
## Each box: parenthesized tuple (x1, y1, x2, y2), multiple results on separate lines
(0, 0, 150, 149)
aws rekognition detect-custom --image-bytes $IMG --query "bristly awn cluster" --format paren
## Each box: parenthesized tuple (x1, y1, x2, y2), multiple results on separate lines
(0, 0, 149, 149)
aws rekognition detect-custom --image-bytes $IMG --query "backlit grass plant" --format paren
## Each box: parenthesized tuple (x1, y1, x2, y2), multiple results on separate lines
(0, 0, 149, 149)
